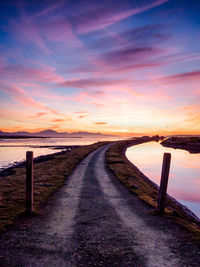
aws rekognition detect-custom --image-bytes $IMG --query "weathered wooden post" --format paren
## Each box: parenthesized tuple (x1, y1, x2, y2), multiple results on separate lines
(26, 151, 34, 214)
(158, 152, 171, 214)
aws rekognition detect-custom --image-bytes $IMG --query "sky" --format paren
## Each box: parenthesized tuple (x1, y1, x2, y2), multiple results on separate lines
(0, 0, 200, 136)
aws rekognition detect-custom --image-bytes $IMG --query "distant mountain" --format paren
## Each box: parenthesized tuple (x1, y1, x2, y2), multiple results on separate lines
(34, 130, 62, 137)
(34, 130, 112, 137)
(0, 129, 115, 138)
(0, 131, 32, 136)
(14, 131, 32, 136)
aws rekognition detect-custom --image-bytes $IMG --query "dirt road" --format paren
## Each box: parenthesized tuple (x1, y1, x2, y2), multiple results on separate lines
(0, 144, 199, 266)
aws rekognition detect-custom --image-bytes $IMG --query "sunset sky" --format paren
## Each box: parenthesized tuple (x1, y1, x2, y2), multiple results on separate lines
(0, 0, 199, 135)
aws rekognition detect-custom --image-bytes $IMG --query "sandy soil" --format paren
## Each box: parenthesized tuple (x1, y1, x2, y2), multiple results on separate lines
(0, 144, 199, 266)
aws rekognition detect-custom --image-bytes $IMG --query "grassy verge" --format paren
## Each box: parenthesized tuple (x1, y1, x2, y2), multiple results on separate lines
(0, 141, 109, 232)
(106, 139, 200, 240)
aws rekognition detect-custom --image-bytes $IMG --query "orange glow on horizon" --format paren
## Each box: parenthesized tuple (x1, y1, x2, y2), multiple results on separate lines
(1, 125, 200, 137)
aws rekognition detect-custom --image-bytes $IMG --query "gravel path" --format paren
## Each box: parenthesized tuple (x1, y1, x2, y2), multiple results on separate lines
(0, 144, 199, 266)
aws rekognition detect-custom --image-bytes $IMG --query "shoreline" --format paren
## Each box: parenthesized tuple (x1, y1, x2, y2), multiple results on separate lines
(0, 138, 199, 239)
(0, 136, 83, 139)
(106, 139, 200, 238)
(0, 135, 46, 139)
(161, 137, 200, 153)
(0, 141, 110, 232)
(0, 145, 80, 176)
(161, 143, 200, 153)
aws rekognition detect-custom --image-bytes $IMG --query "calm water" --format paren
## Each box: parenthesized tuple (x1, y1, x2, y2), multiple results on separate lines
(126, 141, 200, 219)
(0, 136, 121, 170)
(1, 138, 199, 218)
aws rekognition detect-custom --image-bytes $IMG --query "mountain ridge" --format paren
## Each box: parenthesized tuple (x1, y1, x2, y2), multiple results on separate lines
(0, 129, 115, 137)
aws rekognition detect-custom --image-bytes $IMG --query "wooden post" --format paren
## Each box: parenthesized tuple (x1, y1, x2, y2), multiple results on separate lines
(158, 153, 171, 214)
(26, 151, 34, 214)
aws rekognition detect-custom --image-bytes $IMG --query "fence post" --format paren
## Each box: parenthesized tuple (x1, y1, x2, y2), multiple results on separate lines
(26, 151, 34, 214)
(157, 152, 171, 214)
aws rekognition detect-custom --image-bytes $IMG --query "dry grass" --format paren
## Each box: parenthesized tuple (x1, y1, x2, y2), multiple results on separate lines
(0, 141, 109, 232)
(106, 139, 200, 240)
(1, 138, 199, 241)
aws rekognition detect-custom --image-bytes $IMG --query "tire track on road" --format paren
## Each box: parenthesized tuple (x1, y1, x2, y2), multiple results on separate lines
(95, 146, 180, 267)
(70, 144, 145, 266)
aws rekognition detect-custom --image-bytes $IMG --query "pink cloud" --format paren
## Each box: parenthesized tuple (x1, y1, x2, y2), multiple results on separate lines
(69, 61, 162, 75)
(0, 63, 64, 83)
(1, 85, 68, 117)
(7, 19, 52, 55)
(5, 3, 83, 53)
(113, 62, 164, 73)
(160, 70, 200, 84)
(76, 0, 169, 34)
(70, 91, 106, 106)
(69, 45, 166, 75)
(69, 50, 200, 76)
(181, 103, 200, 112)
(69, 89, 119, 108)
(29, 112, 49, 118)
(58, 78, 127, 89)
(30, 1, 67, 20)
(41, 19, 83, 47)
(73, 111, 89, 114)
(101, 46, 165, 71)
(181, 104, 200, 125)
(92, 102, 106, 108)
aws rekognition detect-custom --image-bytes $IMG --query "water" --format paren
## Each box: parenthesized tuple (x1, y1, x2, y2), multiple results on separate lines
(1, 137, 199, 218)
(126, 141, 200, 219)
(0, 136, 121, 170)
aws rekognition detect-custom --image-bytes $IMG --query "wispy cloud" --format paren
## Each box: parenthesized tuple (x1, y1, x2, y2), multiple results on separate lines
(181, 104, 200, 126)
(40, 19, 82, 47)
(161, 70, 200, 83)
(58, 78, 127, 89)
(89, 24, 167, 52)
(0, 85, 67, 117)
(5, 19, 52, 55)
(75, 0, 169, 34)
(30, 1, 67, 20)
(73, 111, 89, 114)
(0, 63, 64, 83)
(102, 47, 162, 69)
(29, 112, 48, 118)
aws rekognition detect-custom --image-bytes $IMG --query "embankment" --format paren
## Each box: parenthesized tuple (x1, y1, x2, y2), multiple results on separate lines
(106, 139, 200, 240)
(0, 141, 109, 232)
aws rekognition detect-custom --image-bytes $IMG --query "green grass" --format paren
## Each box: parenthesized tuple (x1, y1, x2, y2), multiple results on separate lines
(0, 141, 109, 232)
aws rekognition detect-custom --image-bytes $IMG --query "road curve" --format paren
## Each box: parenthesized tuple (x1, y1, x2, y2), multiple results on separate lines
(0, 144, 198, 266)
